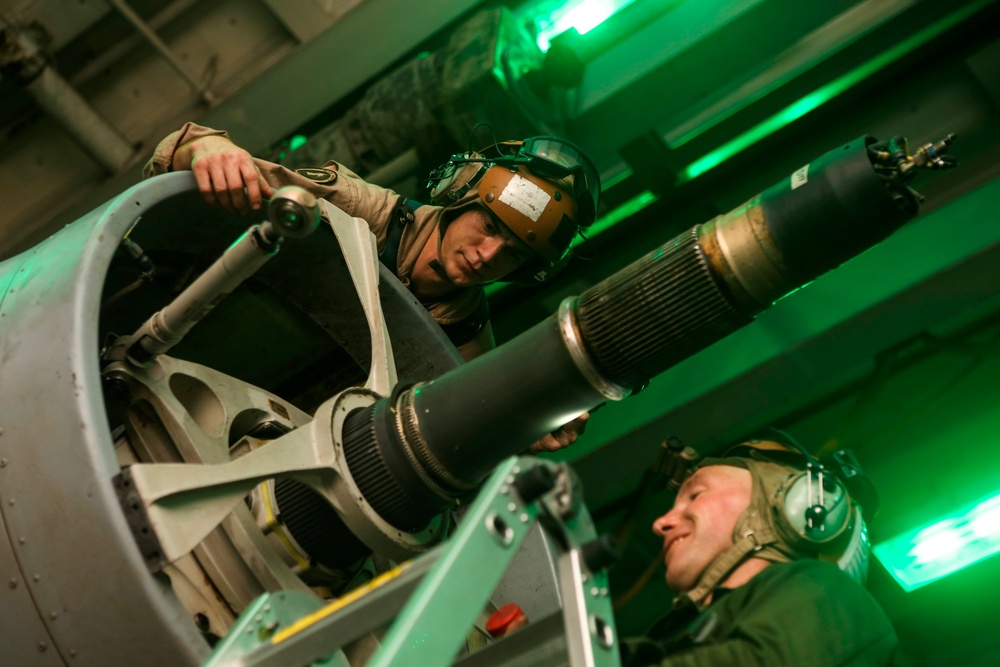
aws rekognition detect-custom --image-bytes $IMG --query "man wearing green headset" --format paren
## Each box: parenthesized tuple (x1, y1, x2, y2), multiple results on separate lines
(624, 437, 898, 666)
(144, 123, 599, 452)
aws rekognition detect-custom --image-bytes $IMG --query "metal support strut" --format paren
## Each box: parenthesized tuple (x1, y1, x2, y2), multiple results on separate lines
(203, 456, 621, 667)
(106, 186, 320, 365)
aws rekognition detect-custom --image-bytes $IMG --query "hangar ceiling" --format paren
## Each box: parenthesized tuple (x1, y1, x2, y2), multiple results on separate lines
(2, 0, 1000, 664)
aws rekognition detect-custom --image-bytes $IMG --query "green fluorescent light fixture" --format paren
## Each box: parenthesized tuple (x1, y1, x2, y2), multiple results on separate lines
(289, 135, 308, 151)
(534, 0, 638, 51)
(874, 491, 1000, 592)
(679, 0, 990, 182)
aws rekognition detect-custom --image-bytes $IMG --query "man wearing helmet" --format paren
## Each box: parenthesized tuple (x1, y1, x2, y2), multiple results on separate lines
(623, 438, 898, 665)
(144, 122, 596, 452)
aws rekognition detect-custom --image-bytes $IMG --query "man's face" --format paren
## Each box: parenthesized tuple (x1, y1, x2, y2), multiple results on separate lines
(652, 466, 754, 593)
(438, 207, 533, 285)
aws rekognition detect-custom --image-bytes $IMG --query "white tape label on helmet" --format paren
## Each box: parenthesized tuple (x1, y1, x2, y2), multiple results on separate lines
(498, 174, 551, 222)
(791, 164, 809, 190)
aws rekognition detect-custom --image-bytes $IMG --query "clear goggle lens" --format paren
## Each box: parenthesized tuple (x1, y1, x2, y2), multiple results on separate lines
(517, 136, 601, 226)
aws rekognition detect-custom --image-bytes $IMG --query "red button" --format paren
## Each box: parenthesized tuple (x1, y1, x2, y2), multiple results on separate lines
(486, 603, 528, 638)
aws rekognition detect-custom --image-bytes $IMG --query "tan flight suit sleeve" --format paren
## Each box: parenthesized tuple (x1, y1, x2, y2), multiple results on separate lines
(143, 122, 490, 348)
(142, 122, 228, 179)
(142, 122, 401, 241)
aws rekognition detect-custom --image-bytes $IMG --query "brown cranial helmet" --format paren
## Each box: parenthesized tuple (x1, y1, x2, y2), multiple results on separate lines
(427, 135, 600, 281)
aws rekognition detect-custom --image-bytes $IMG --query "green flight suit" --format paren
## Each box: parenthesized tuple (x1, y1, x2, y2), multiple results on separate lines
(623, 559, 897, 666)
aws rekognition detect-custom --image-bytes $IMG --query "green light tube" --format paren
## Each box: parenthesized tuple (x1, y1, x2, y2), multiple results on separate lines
(535, 0, 638, 51)
(874, 490, 1000, 592)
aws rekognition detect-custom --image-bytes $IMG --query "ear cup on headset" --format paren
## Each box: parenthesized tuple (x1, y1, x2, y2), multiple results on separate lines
(750, 431, 854, 547)
(728, 435, 872, 584)
(428, 152, 488, 204)
(776, 468, 852, 546)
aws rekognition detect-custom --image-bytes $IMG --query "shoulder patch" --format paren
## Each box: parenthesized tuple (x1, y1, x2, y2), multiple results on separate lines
(295, 167, 338, 184)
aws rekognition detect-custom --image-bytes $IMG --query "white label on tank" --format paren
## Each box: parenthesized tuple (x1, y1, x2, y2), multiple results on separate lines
(499, 174, 551, 222)
(791, 164, 809, 190)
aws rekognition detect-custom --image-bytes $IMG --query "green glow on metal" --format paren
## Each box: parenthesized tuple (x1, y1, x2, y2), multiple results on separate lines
(535, 0, 638, 51)
(874, 491, 1000, 592)
(600, 165, 634, 192)
(288, 135, 308, 151)
(574, 189, 658, 246)
(680, 0, 990, 181)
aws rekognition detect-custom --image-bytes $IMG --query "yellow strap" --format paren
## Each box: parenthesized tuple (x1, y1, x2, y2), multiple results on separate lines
(272, 561, 412, 645)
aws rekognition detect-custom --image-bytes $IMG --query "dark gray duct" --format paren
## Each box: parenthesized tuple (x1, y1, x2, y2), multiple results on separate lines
(336, 135, 925, 532)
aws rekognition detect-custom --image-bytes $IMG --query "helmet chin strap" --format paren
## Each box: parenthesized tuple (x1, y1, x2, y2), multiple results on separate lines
(683, 509, 781, 608)
(682, 462, 793, 608)
(428, 258, 449, 281)
(429, 217, 451, 281)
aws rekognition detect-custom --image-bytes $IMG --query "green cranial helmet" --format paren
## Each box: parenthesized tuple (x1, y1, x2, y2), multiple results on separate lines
(683, 438, 874, 607)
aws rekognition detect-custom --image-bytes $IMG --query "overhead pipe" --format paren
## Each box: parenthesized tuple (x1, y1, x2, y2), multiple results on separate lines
(0, 20, 135, 173)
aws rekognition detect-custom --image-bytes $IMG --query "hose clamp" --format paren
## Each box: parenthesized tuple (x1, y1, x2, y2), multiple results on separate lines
(557, 298, 630, 401)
